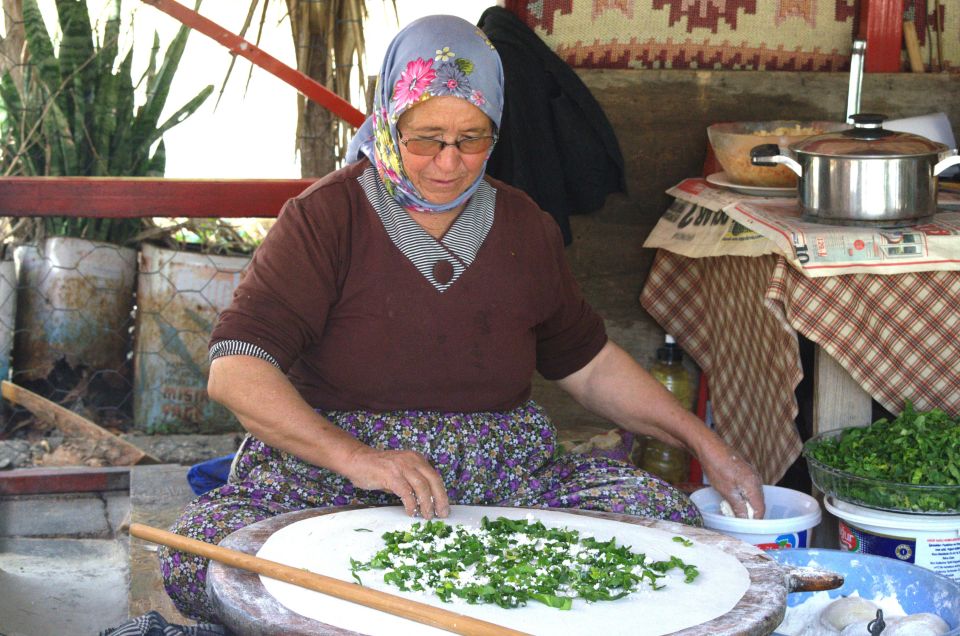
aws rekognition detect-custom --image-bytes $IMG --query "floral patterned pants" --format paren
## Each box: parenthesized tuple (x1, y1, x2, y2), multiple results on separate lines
(159, 400, 701, 621)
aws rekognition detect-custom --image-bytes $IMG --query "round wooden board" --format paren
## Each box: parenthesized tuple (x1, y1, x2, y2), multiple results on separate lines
(207, 506, 788, 635)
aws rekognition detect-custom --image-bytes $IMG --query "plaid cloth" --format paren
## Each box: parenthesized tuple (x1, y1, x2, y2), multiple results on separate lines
(766, 257, 960, 417)
(640, 251, 803, 485)
(98, 611, 228, 636)
(641, 250, 960, 484)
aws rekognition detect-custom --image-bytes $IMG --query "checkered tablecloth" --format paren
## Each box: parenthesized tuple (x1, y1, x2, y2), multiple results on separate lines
(640, 251, 803, 484)
(765, 256, 960, 417)
(641, 249, 960, 484)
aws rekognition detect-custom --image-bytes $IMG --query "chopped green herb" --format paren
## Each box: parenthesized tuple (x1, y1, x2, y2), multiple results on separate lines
(354, 528, 373, 532)
(805, 400, 960, 512)
(350, 516, 699, 610)
(672, 536, 693, 547)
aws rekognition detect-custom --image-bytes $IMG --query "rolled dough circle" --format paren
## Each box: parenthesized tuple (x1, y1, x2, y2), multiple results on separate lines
(255, 506, 752, 636)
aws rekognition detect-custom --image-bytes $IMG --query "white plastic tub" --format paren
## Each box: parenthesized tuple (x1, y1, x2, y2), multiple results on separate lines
(690, 485, 822, 550)
(826, 496, 960, 583)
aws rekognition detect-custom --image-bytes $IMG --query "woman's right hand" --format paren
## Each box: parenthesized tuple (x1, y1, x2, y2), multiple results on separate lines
(342, 446, 450, 520)
(208, 356, 451, 519)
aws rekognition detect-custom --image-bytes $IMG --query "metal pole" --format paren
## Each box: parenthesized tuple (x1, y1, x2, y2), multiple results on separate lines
(140, 0, 367, 129)
(846, 40, 866, 124)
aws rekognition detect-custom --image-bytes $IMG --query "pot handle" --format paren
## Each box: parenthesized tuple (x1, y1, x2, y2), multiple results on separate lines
(934, 150, 960, 176)
(751, 144, 803, 177)
(782, 564, 844, 593)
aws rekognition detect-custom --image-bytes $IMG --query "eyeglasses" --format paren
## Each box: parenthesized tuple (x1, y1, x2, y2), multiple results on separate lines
(397, 129, 497, 156)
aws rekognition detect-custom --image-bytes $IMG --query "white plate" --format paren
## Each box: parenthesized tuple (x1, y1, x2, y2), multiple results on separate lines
(706, 171, 796, 197)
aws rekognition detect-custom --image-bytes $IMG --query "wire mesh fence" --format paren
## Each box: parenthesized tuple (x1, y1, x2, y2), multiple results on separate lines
(2, 236, 252, 437)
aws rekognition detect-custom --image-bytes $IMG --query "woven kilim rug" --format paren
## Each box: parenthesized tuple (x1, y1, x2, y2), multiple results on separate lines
(510, 0, 958, 71)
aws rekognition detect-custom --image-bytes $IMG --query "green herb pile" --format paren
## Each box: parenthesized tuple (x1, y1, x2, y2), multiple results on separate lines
(350, 516, 699, 610)
(805, 402, 960, 512)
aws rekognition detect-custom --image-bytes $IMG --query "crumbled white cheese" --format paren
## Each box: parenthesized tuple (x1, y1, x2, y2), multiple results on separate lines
(720, 499, 756, 519)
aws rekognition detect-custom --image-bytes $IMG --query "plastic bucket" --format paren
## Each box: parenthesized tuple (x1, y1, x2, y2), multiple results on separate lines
(690, 485, 821, 550)
(825, 496, 960, 584)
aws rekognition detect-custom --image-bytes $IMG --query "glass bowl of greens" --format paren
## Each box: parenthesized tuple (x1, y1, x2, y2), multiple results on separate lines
(802, 404, 960, 515)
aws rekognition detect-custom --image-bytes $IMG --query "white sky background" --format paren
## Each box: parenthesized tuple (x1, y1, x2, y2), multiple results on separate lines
(41, 0, 495, 179)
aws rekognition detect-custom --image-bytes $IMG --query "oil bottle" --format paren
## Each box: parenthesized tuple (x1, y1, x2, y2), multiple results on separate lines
(634, 335, 694, 484)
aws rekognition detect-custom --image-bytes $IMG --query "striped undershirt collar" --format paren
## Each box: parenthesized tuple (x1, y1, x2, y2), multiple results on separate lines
(359, 166, 496, 293)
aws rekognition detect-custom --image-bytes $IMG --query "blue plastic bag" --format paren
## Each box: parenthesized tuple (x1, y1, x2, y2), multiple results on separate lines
(186, 454, 233, 495)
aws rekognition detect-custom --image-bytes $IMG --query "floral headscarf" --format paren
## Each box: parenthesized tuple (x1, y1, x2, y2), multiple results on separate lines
(346, 15, 504, 213)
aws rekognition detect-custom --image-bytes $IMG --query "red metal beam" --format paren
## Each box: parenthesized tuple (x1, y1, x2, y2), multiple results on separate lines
(0, 177, 315, 218)
(0, 466, 130, 495)
(859, 0, 904, 72)
(141, 0, 367, 129)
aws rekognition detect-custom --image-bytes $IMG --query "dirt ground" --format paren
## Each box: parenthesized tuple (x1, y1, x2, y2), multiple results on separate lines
(0, 415, 244, 470)
(0, 415, 610, 472)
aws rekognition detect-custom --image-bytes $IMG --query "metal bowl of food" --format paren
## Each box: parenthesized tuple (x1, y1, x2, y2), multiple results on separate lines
(708, 120, 849, 187)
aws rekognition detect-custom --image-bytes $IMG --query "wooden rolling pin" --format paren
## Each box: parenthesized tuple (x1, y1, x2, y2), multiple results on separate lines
(129, 523, 530, 636)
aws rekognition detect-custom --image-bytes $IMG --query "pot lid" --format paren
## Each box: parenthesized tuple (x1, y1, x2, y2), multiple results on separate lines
(791, 113, 947, 158)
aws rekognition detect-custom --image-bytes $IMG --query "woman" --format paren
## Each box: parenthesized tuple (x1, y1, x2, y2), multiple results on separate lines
(159, 15, 764, 621)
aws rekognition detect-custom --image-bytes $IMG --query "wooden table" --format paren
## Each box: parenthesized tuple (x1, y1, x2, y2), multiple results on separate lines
(206, 506, 793, 636)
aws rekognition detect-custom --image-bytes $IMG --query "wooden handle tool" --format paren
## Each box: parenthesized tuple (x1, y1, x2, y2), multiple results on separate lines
(783, 564, 844, 593)
(904, 21, 925, 73)
(129, 523, 530, 636)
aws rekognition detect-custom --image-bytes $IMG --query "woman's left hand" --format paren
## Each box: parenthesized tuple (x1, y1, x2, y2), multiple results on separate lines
(699, 440, 765, 519)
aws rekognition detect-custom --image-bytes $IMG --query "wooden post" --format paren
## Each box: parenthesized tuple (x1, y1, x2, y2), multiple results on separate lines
(0, 177, 312, 218)
(903, 21, 925, 73)
(140, 0, 366, 128)
(811, 349, 873, 435)
(810, 349, 872, 550)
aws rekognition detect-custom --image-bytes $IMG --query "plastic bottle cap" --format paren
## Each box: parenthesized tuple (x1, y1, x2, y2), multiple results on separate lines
(664, 334, 676, 345)
(657, 342, 683, 364)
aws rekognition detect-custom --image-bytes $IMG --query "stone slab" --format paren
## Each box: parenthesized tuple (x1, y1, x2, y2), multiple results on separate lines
(128, 464, 197, 623)
(0, 491, 129, 539)
(0, 537, 128, 636)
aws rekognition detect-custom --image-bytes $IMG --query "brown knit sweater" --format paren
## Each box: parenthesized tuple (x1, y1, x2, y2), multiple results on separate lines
(210, 160, 606, 412)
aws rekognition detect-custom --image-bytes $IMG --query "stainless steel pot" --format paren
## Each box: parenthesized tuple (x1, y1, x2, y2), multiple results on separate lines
(750, 113, 960, 226)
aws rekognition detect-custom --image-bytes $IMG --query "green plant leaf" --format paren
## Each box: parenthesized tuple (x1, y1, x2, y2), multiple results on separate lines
(130, 1, 203, 173)
(142, 84, 214, 151)
(91, 0, 123, 175)
(21, 0, 61, 97)
(1, 0, 208, 244)
(146, 139, 166, 178)
(40, 99, 77, 175)
(56, 0, 97, 173)
(108, 48, 136, 175)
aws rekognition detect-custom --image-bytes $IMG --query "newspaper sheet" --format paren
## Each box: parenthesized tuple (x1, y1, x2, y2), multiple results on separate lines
(644, 178, 960, 277)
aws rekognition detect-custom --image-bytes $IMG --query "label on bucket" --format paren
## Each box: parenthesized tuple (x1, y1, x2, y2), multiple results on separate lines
(755, 530, 808, 551)
(839, 520, 960, 583)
